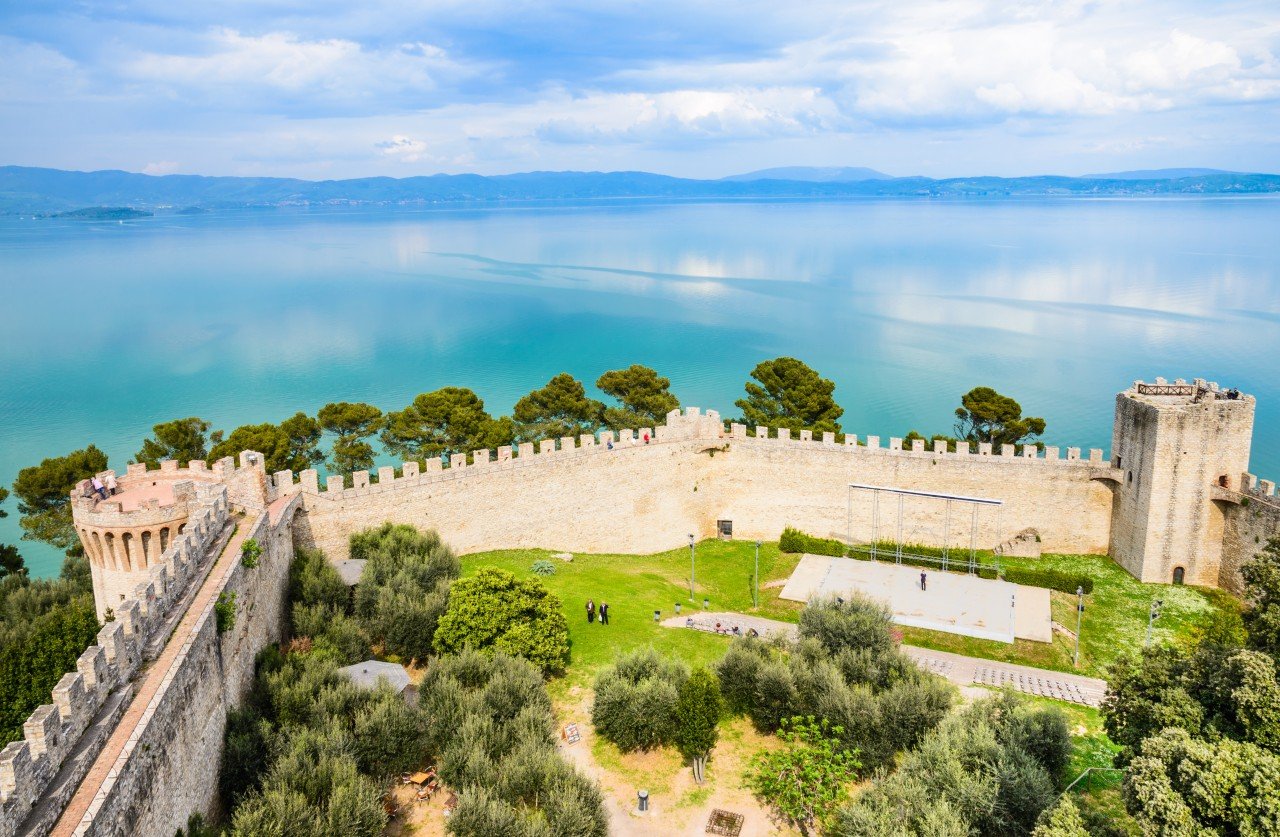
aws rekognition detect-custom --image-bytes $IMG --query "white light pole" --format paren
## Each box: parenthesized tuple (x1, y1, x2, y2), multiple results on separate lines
(688, 534, 696, 602)
(1074, 586, 1084, 668)
(1145, 598, 1163, 646)
(753, 540, 761, 609)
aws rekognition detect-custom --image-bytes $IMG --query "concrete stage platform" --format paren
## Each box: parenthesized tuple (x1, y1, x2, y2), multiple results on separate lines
(779, 555, 1053, 644)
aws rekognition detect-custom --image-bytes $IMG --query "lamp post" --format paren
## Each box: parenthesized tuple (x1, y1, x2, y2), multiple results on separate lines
(1145, 598, 1163, 647)
(753, 540, 761, 609)
(1073, 586, 1084, 668)
(688, 534, 696, 602)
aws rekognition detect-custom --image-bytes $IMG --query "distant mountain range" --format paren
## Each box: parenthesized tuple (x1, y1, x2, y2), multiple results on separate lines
(1083, 167, 1236, 180)
(1, 165, 1277, 214)
(722, 166, 891, 182)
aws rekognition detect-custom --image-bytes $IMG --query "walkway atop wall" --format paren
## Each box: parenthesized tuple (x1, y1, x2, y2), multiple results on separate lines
(662, 612, 1108, 707)
(49, 514, 258, 837)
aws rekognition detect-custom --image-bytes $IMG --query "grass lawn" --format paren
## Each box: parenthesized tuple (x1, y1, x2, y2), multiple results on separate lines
(460, 541, 1238, 684)
(461, 540, 802, 693)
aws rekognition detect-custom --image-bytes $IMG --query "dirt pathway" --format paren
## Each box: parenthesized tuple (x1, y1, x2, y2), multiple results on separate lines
(554, 687, 794, 836)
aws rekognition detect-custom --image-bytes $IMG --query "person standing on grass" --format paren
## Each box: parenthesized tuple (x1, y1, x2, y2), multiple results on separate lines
(920, 571, 927, 591)
(587, 599, 596, 623)
(600, 602, 609, 625)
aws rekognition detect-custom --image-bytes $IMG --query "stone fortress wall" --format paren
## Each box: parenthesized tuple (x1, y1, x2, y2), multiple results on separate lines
(289, 409, 1119, 564)
(4, 375, 1277, 836)
(1218, 479, 1280, 595)
(1, 453, 297, 837)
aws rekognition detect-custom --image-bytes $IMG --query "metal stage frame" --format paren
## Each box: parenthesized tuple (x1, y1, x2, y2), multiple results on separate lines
(846, 482, 1004, 575)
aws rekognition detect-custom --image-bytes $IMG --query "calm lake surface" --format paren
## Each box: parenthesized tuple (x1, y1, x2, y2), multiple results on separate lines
(3, 197, 1279, 577)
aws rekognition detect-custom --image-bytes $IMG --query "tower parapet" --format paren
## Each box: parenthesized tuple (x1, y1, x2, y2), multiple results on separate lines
(71, 452, 270, 619)
(1110, 377, 1255, 585)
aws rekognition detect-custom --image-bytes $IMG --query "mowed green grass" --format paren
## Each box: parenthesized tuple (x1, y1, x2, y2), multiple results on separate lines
(460, 540, 803, 690)
(460, 542, 1237, 683)
(901, 552, 1238, 677)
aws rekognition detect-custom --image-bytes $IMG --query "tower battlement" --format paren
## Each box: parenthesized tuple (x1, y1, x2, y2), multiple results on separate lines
(71, 452, 272, 620)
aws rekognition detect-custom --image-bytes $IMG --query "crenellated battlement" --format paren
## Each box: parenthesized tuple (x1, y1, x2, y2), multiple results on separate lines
(0, 483, 232, 837)
(270, 406, 1111, 505)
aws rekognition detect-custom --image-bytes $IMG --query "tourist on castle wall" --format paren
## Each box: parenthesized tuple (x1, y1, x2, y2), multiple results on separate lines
(104, 473, 118, 496)
(91, 475, 106, 500)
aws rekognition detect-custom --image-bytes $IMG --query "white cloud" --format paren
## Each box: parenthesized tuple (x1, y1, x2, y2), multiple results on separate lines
(120, 28, 476, 112)
(610, 4, 1280, 124)
(142, 161, 181, 175)
(376, 135, 431, 163)
(535, 87, 841, 144)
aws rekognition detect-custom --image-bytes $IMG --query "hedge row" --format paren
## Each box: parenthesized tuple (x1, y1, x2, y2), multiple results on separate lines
(846, 545, 998, 578)
(781, 528, 1094, 593)
(779, 526, 847, 557)
(1003, 566, 1094, 595)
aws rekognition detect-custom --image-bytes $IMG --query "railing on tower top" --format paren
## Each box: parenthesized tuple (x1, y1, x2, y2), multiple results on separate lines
(1135, 383, 1199, 396)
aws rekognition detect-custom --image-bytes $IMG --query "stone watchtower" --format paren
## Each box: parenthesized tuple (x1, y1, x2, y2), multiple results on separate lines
(72, 454, 269, 619)
(1109, 378, 1255, 586)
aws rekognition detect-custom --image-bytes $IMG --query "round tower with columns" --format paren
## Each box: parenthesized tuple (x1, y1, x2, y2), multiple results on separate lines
(71, 453, 271, 619)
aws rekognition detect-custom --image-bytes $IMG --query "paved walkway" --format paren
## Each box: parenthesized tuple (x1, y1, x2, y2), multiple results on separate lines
(50, 514, 256, 836)
(662, 612, 1108, 707)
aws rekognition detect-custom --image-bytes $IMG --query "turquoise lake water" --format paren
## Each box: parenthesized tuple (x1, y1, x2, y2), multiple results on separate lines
(3, 197, 1279, 577)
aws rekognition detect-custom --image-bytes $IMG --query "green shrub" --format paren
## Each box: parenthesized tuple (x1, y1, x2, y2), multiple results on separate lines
(418, 649, 607, 836)
(746, 716, 861, 834)
(348, 524, 461, 658)
(290, 548, 349, 615)
(1003, 566, 1094, 595)
(592, 648, 688, 751)
(434, 568, 570, 674)
(215, 592, 237, 633)
(831, 693, 1067, 836)
(717, 598, 955, 774)
(715, 639, 767, 713)
(240, 537, 262, 569)
(799, 594, 896, 658)
(751, 658, 799, 732)
(0, 558, 100, 744)
(779, 526, 846, 557)
(530, 559, 556, 576)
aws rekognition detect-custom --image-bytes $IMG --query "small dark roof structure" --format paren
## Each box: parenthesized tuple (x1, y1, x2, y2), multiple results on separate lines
(336, 559, 367, 587)
(336, 660, 412, 694)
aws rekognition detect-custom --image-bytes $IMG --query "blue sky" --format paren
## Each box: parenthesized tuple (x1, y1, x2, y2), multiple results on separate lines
(1, 1, 1277, 178)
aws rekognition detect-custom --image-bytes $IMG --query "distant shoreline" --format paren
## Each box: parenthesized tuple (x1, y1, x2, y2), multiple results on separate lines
(7, 191, 1280, 220)
(4, 164, 1279, 215)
